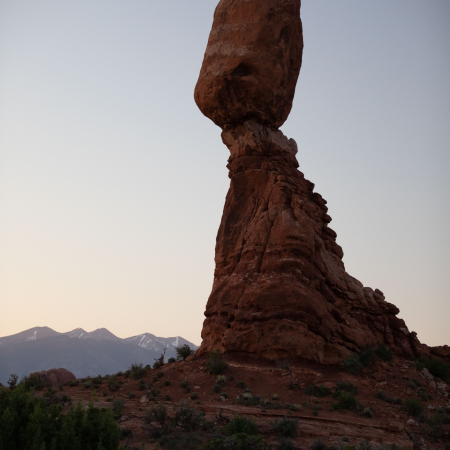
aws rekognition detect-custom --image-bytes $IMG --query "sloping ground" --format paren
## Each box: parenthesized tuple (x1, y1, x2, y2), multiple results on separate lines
(59, 353, 450, 449)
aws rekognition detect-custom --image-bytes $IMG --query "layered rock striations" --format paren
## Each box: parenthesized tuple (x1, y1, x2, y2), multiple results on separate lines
(195, 0, 427, 363)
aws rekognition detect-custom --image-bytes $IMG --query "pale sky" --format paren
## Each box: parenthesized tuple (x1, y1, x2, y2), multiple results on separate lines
(0, 1, 449, 347)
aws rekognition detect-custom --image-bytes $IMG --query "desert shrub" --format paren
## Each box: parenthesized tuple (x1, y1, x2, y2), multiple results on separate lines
(7, 374, 19, 389)
(311, 439, 326, 450)
(138, 379, 147, 391)
(83, 380, 93, 389)
(180, 380, 189, 389)
(108, 375, 122, 392)
(112, 398, 125, 419)
(341, 347, 376, 374)
(213, 384, 222, 393)
(305, 384, 329, 397)
(359, 347, 376, 367)
(375, 342, 393, 362)
(190, 392, 198, 400)
(341, 353, 363, 374)
(124, 369, 131, 378)
(202, 434, 270, 450)
(149, 386, 161, 398)
(164, 380, 171, 386)
(425, 414, 447, 441)
(236, 380, 246, 389)
(408, 380, 416, 390)
(119, 426, 132, 439)
(216, 375, 227, 386)
(376, 390, 397, 404)
(286, 403, 302, 411)
(176, 344, 194, 360)
(228, 375, 234, 381)
(21, 374, 45, 391)
(153, 361, 162, 369)
(337, 381, 359, 395)
(415, 356, 450, 382)
(144, 403, 170, 433)
(277, 437, 297, 450)
(92, 375, 103, 385)
(333, 391, 357, 410)
(172, 400, 207, 432)
(363, 407, 373, 418)
(69, 379, 80, 387)
(126, 391, 136, 399)
(405, 398, 423, 416)
(272, 417, 298, 438)
(221, 392, 228, 399)
(156, 371, 164, 379)
(168, 357, 176, 363)
(165, 394, 171, 401)
(272, 394, 279, 400)
(130, 362, 148, 380)
(159, 431, 202, 449)
(222, 415, 259, 436)
(0, 383, 120, 449)
(205, 349, 229, 375)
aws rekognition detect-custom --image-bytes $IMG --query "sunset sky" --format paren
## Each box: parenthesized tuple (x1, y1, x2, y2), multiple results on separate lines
(1, 0, 449, 347)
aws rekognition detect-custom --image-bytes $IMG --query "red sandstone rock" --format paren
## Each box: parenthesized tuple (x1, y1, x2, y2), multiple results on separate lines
(197, 122, 426, 363)
(30, 368, 75, 386)
(195, 0, 431, 365)
(194, 0, 303, 129)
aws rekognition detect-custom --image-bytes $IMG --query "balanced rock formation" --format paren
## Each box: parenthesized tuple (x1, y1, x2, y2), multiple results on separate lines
(195, 0, 428, 363)
(30, 368, 76, 386)
(194, 0, 303, 129)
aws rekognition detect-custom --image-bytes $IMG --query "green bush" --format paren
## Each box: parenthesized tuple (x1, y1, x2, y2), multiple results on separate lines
(0, 384, 120, 449)
(153, 361, 162, 369)
(205, 349, 229, 375)
(176, 344, 194, 360)
(277, 437, 296, 450)
(159, 431, 202, 449)
(130, 362, 148, 380)
(168, 357, 176, 363)
(286, 403, 302, 411)
(363, 407, 373, 418)
(144, 403, 171, 433)
(305, 384, 329, 397)
(108, 375, 121, 392)
(164, 380, 171, 386)
(336, 381, 359, 395)
(213, 384, 222, 393)
(272, 417, 298, 438)
(7, 374, 19, 389)
(341, 348, 376, 374)
(21, 374, 45, 391)
(202, 434, 270, 450)
(172, 400, 207, 432)
(222, 415, 259, 436)
(375, 342, 393, 362)
(415, 356, 450, 382)
(156, 371, 164, 379)
(333, 390, 357, 410)
(236, 380, 246, 389)
(341, 353, 363, 374)
(405, 398, 423, 416)
(190, 392, 198, 400)
(272, 394, 279, 400)
(112, 398, 125, 419)
(311, 439, 326, 450)
(216, 375, 226, 386)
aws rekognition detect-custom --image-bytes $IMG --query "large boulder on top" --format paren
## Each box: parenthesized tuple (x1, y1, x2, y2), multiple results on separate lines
(30, 368, 76, 386)
(194, 0, 303, 129)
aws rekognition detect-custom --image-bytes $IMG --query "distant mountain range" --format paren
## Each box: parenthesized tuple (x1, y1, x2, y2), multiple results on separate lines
(0, 326, 198, 384)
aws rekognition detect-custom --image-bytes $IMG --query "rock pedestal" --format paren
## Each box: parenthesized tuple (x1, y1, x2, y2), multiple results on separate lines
(195, 0, 429, 363)
(197, 122, 425, 363)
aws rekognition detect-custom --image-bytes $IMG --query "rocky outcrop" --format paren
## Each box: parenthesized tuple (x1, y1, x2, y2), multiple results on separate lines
(194, 0, 303, 129)
(195, 1, 430, 363)
(197, 122, 426, 363)
(31, 368, 76, 386)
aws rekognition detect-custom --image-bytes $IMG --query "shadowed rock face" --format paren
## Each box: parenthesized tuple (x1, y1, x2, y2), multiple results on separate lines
(195, 2, 429, 363)
(194, 0, 303, 129)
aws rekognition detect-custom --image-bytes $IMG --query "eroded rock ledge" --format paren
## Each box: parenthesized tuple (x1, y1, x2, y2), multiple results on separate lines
(198, 122, 426, 363)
